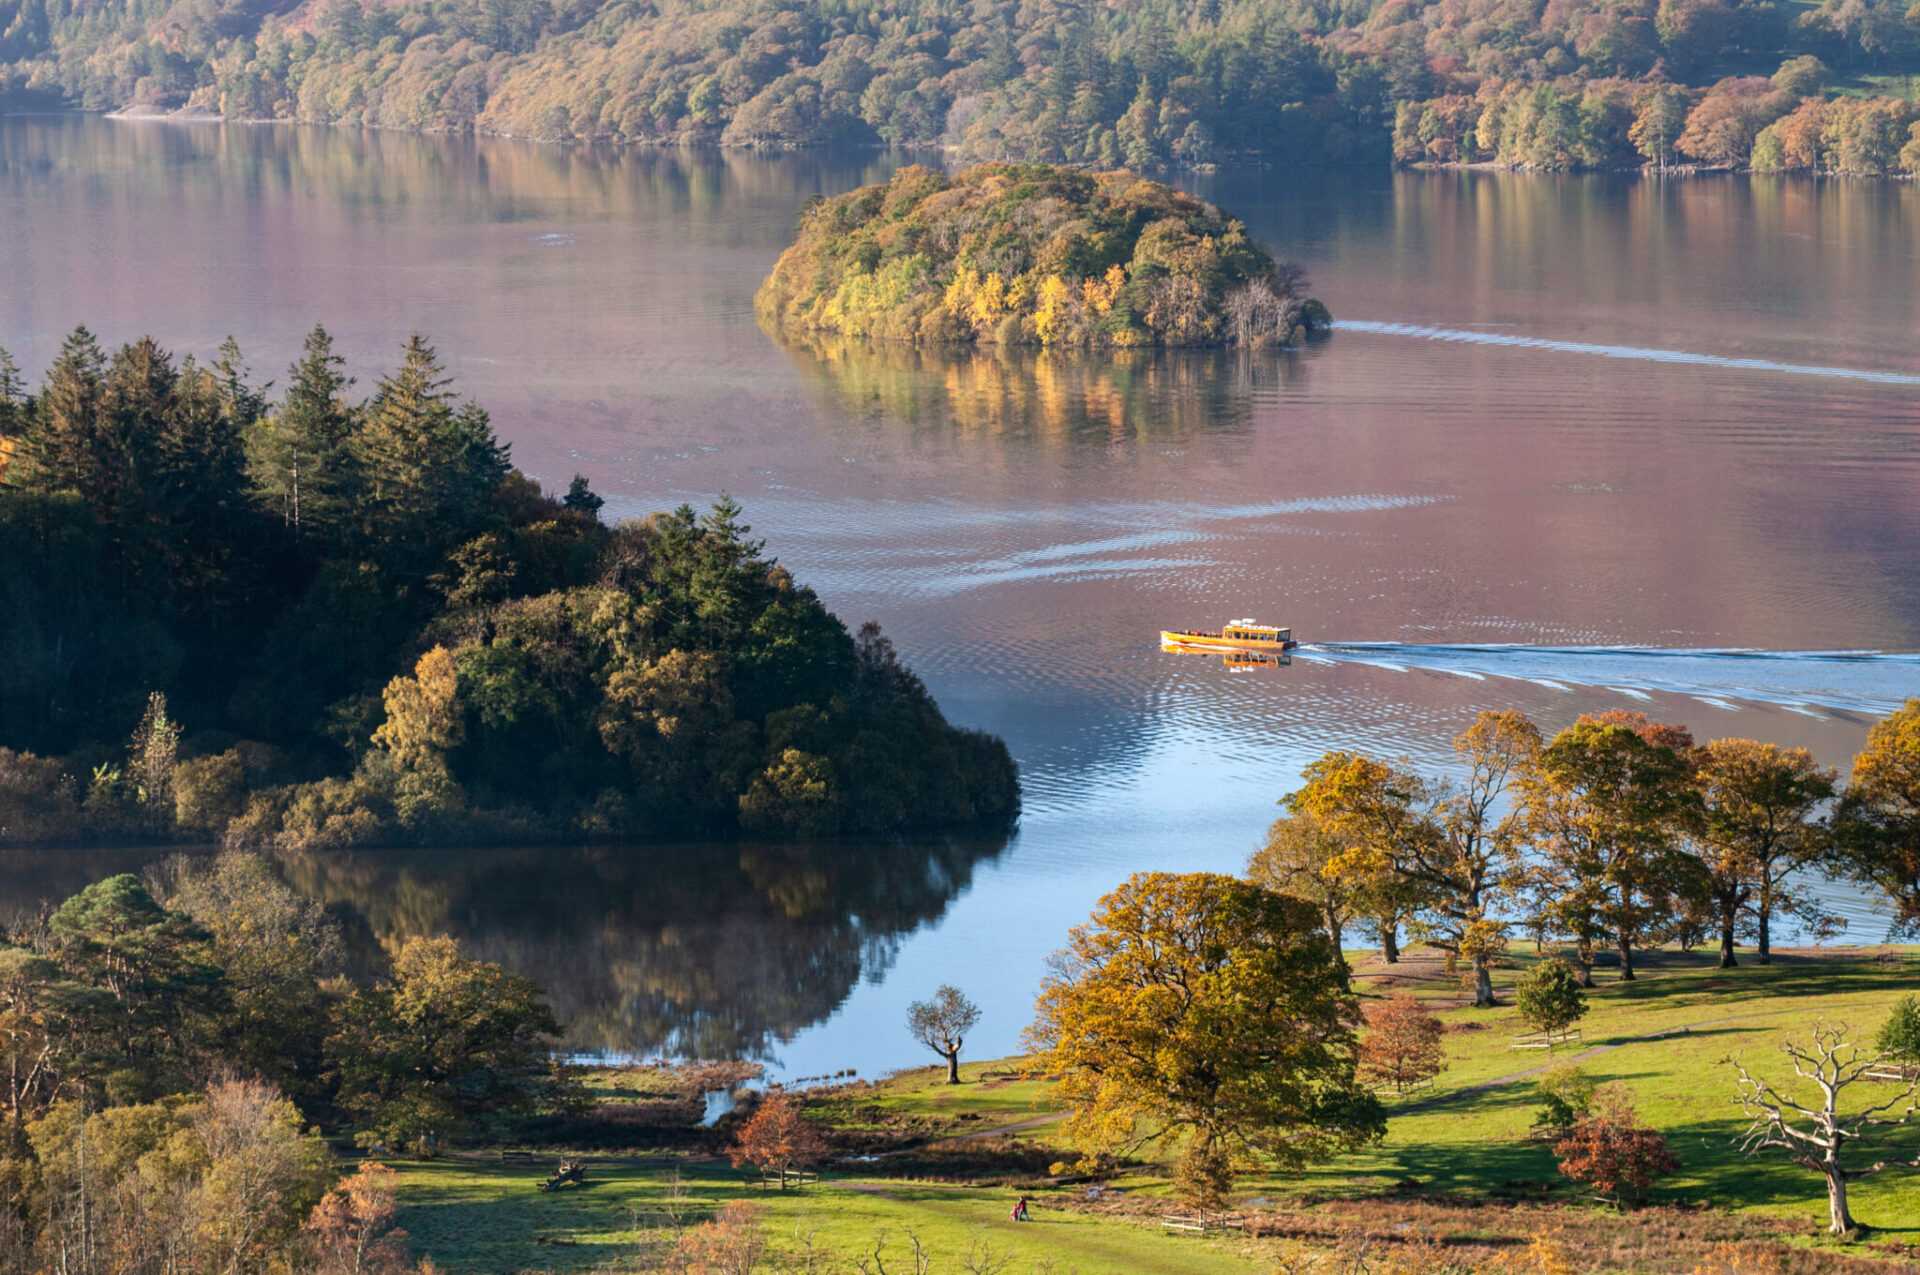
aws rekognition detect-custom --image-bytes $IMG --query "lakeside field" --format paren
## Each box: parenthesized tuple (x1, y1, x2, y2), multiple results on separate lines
(388, 944, 1920, 1273)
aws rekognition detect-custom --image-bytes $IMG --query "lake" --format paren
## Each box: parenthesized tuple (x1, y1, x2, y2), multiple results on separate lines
(4, 116, 1920, 1079)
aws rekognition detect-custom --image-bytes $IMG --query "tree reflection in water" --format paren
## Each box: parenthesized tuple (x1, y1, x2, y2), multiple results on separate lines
(277, 838, 1011, 1060)
(0, 837, 1007, 1061)
(772, 328, 1311, 453)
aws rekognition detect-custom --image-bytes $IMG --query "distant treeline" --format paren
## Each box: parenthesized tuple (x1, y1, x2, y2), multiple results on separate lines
(3, 0, 1920, 173)
(0, 328, 1018, 848)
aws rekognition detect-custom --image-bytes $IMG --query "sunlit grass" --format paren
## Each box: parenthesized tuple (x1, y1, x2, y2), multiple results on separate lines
(391, 947, 1920, 1270)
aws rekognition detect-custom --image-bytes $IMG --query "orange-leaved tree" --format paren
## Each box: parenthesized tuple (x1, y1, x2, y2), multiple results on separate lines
(667, 1200, 765, 1275)
(1553, 1086, 1679, 1208)
(306, 1161, 413, 1275)
(727, 1094, 827, 1190)
(1357, 993, 1447, 1094)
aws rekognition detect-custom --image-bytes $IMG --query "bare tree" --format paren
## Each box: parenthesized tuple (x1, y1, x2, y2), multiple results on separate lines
(907, 985, 981, 1084)
(959, 1228, 1017, 1275)
(1734, 1020, 1920, 1235)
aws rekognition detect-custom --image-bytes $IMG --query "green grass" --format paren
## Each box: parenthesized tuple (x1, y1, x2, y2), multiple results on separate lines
(390, 947, 1920, 1271)
(391, 1157, 1263, 1274)
(1276, 947, 1920, 1239)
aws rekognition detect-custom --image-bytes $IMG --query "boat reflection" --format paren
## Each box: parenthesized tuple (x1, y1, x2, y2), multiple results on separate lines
(1160, 639, 1293, 670)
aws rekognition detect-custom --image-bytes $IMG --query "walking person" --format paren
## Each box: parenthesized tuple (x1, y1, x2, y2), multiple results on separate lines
(1010, 1195, 1031, 1222)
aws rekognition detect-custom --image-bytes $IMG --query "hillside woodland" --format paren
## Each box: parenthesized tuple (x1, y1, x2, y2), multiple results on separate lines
(756, 164, 1329, 349)
(0, 328, 1019, 848)
(2, 0, 1920, 172)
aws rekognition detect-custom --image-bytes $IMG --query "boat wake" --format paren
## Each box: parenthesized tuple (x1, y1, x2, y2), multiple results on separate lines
(1334, 320, 1920, 386)
(1292, 643, 1920, 715)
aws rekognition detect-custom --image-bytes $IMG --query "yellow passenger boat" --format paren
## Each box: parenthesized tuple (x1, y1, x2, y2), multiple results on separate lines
(1160, 619, 1296, 654)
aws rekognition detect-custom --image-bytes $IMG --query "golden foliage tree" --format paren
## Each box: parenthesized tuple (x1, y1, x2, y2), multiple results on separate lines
(1025, 871, 1383, 1205)
(1693, 739, 1836, 967)
(1520, 717, 1700, 983)
(1836, 698, 1920, 932)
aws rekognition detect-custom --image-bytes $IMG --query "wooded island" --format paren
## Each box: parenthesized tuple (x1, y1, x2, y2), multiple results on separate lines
(756, 164, 1329, 350)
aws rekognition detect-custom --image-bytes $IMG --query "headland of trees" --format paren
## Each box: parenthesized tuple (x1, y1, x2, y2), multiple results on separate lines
(756, 164, 1329, 350)
(4, 0, 1920, 176)
(0, 328, 1018, 849)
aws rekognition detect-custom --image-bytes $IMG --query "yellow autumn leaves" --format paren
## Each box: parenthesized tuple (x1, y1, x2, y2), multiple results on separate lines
(944, 263, 1133, 346)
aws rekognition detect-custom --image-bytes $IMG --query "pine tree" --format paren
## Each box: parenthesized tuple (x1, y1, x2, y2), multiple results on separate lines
(352, 334, 509, 565)
(250, 324, 359, 540)
(12, 325, 109, 501)
(562, 474, 604, 517)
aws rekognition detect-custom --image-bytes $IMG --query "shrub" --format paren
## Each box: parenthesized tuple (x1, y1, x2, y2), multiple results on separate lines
(1553, 1087, 1680, 1207)
(1531, 1062, 1596, 1134)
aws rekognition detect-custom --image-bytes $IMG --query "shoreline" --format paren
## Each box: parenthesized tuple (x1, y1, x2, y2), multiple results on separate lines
(16, 107, 1913, 183)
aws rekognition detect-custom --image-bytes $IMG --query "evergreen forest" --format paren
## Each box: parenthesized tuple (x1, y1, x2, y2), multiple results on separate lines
(3, 0, 1920, 173)
(0, 328, 1019, 848)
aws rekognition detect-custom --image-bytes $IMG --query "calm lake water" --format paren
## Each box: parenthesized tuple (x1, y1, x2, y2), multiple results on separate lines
(5, 116, 1920, 1077)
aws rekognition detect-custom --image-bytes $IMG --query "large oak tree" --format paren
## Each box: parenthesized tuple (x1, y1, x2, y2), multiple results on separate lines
(1025, 871, 1383, 1205)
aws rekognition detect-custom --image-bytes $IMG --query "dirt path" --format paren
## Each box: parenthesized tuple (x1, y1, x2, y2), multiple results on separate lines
(936, 1112, 1066, 1143)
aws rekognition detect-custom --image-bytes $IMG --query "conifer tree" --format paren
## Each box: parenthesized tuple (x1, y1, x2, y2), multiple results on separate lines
(353, 334, 508, 565)
(12, 325, 109, 500)
(250, 324, 359, 540)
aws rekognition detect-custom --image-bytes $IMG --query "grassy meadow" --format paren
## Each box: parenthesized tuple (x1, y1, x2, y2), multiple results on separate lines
(387, 945, 1920, 1273)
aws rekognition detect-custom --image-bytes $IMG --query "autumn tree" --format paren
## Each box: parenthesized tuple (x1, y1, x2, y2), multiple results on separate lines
(906, 985, 980, 1084)
(667, 1200, 766, 1275)
(1291, 713, 1538, 1003)
(127, 691, 181, 834)
(1692, 739, 1836, 967)
(371, 645, 467, 826)
(1520, 716, 1701, 982)
(1734, 1021, 1920, 1235)
(1286, 751, 1437, 966)
(1554, 1086, 1680, 1207)
(1515, 957, 1588, 1043)
(1630, 84, 1693, 166)
(1025, 872, 1384, 1205)
(326, 935, 568, 1148)
(307, 1161, 413, 1275)
(1834, 699, 1920, 931)
(1357, 993, 1447, 1093)
(1247, 810, 1359, 970)
(727, 1094, 827, 1189)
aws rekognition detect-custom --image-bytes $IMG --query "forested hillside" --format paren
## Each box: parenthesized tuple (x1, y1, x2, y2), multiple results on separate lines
(0, 328, 1018, 848)
(3, 0, 1918, 172)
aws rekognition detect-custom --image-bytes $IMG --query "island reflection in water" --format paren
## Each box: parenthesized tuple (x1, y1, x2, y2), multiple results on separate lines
(772, 328, 1306, 451)
(0, 835, 1007, 1062)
